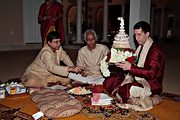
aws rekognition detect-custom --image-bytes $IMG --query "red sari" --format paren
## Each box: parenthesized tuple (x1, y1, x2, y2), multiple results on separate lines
(38, 2, 65, 46)
(103, 42, 166, 102)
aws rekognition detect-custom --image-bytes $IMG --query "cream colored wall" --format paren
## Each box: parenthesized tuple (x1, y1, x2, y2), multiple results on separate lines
(0, 0, 23, 46)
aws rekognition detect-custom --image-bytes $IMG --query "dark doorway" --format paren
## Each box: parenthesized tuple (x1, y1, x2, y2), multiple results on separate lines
(108, 5, 122, 41)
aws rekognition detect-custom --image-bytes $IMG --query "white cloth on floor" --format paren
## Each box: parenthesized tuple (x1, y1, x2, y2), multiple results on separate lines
(68, 73, 105, 85)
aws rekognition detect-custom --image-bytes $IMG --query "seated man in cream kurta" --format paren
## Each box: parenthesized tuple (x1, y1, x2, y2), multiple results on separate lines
(68, 29, 109, 85)
(22, 31, 82, 87)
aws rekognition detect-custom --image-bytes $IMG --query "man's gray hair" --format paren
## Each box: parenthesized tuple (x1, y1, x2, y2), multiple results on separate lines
(84, 29, 98, 41)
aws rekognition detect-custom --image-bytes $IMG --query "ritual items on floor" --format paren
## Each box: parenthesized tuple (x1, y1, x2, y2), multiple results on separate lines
(0, 82, 27, 95)
(31, 89, 82, 119)
(68, 86, 92, 95)
(0, 87, 5, 99)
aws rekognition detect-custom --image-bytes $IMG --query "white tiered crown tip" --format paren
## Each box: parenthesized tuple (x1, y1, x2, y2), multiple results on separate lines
(112, 17, 130, 48)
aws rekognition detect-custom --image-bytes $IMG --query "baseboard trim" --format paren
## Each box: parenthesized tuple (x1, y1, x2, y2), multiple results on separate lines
(161, 92, 180, 102)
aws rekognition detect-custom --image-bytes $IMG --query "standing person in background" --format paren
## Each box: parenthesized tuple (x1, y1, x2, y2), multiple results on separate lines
(38, 0, 64, 47)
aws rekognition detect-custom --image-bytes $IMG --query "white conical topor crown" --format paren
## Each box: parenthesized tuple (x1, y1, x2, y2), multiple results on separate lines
(112, 17, 130, 48)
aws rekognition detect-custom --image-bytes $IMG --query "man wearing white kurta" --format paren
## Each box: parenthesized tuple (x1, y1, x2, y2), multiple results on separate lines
(68, 29, 109, 84)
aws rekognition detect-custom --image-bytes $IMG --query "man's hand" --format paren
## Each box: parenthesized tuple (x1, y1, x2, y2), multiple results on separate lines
(76, 66, 87, 77)
(115, 61, 131, 71)
(80, 69, 87, 77)
(68, 66, 82, 73)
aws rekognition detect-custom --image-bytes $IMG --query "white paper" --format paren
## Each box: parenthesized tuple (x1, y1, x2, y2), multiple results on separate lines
(32, 111, 44, 120)
(91, 93, 113, 105)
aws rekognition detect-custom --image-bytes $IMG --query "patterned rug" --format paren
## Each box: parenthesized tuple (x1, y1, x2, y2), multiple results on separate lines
(0, 104, 34, 120)
(79, 93, 180, 120)
(81, 106, 158, 120)
(73, 95, 158, 120)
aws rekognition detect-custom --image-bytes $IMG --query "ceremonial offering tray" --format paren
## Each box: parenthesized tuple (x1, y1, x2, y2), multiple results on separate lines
(68, 87, 92, 95)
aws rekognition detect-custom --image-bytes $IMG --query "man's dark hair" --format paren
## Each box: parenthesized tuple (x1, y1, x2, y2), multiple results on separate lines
(133, 21, 151, 33)
(47, 31, 60, 43)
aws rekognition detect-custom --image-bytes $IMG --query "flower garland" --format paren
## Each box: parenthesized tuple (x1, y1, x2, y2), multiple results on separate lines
(100, 48, 137, 77)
